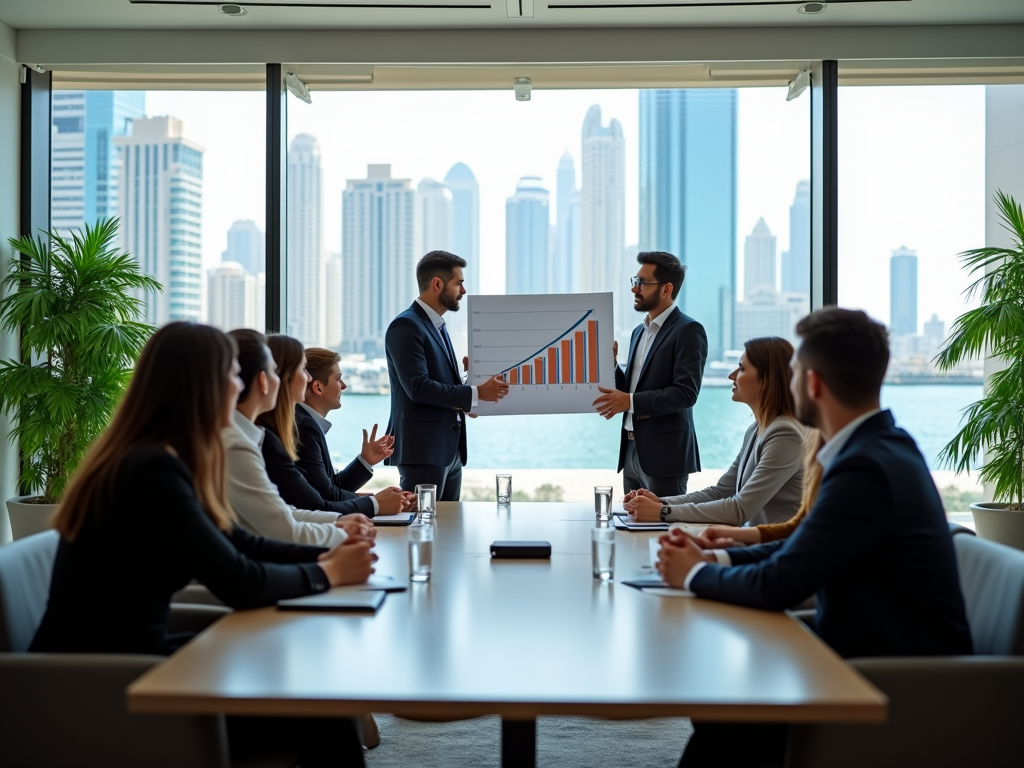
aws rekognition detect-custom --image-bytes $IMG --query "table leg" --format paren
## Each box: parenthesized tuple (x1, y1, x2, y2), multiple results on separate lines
(501, 717, 536, 768)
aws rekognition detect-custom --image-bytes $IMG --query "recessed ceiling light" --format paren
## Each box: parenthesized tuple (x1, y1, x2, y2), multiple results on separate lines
(218, 4, 248, 15)
(798, 2, 827, 13)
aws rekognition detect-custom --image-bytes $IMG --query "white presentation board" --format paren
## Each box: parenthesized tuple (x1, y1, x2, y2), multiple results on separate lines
(467, 293, 615, 416)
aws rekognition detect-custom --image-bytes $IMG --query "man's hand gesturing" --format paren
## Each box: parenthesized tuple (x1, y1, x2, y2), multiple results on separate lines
(477, 375, 510, 403)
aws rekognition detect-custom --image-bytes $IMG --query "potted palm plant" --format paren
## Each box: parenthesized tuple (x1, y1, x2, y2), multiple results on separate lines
(936, 190, 1024, 550)
(1, 218, 160, 539)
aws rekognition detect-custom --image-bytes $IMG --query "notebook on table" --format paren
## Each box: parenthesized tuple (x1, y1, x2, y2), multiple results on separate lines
(277, 589, 386, 613)
(371, 512, 418, 526)
(612, 513, 669, 532)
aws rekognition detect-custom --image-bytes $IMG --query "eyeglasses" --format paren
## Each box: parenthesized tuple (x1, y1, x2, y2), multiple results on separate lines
(629, 277, 665, 289)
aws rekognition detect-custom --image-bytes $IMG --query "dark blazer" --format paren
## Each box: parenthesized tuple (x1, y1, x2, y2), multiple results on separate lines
(261, 426, 375, 517)
(689, 410, 973, 660)
(384, 302, 472, 467)
(294, 404, 373, 503)
(30, 446, 329, 656)
(615, 306, 708, 477)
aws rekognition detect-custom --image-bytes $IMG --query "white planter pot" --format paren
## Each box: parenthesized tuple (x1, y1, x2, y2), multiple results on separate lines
(970, 502, 1024, 552)
(6, 495, 58, 541)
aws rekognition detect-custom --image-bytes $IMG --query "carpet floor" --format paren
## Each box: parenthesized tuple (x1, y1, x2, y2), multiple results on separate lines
(365, 715, 693, 768)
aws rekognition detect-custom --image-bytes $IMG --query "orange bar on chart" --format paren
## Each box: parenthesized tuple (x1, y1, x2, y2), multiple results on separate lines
(509, 368, 518, 385)
(587, 320, 598, 382)
(535, 358, 544, 384)
(548, 348, 558, 384)
(561, 340, 572, 384)
(523, 366, 531, 385)
(575, 332, 585, 383)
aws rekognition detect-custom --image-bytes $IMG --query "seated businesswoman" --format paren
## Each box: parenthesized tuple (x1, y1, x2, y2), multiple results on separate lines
(258, 333, 407, 516)
(696, 430, 825, 547)
(30, 322, 375, 767)
(624, 336, 804, 526)
(225, 328, 376, 546)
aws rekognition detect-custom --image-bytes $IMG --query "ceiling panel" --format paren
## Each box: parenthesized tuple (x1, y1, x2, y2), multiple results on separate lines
(3, 0, 1024, 30)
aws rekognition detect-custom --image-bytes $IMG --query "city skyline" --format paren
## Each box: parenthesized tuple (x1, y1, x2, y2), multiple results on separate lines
(51, 85, 995, 349)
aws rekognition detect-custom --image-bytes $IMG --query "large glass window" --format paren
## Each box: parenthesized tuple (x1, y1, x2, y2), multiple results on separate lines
(50, 89, 266, 332)
(285, 86, 809, 501)
(837, 84, 1016, 520)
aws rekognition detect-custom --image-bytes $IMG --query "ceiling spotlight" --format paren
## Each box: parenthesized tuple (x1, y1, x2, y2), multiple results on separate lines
(514, 77, 532, 102)
(787, 69, 811, 101)
(218, 4, 248, 16)
(285, 71, 312, 104)
(797, 2, 827, 13)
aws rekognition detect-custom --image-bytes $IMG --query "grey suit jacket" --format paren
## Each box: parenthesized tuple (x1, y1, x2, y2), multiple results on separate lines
(662, 416, 804, 526)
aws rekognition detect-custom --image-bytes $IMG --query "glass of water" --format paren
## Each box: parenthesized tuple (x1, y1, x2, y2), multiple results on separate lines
(496, 474, 512, 505)
(416, 483, 437, 523)
(594, 486, 613, 521)
(408, 523, 434, 583)
(592, 526, 615, 582)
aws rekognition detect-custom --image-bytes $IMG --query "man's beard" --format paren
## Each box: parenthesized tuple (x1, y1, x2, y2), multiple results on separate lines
(440, 288, 462, 312)
(794, 377, 820, 429)
(634, 293, 659, 313)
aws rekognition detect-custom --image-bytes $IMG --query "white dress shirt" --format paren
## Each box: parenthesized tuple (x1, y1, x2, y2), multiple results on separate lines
(414, 297, 478, 409)
(624, 305, 672, 431)
(681, 408, 883, 590)
(223, 410, 348, 547)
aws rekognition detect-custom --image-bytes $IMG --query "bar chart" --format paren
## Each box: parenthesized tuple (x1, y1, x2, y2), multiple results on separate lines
(467, 293, 615, 416)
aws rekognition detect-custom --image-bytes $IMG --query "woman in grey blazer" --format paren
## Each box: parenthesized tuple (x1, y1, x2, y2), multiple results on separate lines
(624, 337, 804, 526)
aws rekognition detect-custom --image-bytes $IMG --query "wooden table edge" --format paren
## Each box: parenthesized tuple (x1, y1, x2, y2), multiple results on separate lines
(127, 692, 887, 724)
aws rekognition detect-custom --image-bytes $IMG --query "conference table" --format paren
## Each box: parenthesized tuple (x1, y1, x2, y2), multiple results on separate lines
(128, 501, 886, 767)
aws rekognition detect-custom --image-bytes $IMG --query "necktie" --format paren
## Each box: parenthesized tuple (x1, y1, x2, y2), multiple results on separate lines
(439, 322, 458, 371)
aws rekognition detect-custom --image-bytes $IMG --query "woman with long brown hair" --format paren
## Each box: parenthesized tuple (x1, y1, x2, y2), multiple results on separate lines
(258, 333, 406, 516)
(625, 336, 805, 526)
(30, 322, 374, 766)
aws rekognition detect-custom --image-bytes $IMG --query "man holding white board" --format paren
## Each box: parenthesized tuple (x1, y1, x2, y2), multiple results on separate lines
(385, 251, 509, 501)
(593, 251, 708, 496)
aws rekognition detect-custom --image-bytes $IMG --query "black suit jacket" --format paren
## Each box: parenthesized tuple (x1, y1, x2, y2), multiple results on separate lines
(690, 410, 973, 659)
(30, 446, 328, 656)
(294, 404, 373, 503)
(384, 302, 471, 467)
(261, 426, 375, 517)
(614, 306, 707, 477)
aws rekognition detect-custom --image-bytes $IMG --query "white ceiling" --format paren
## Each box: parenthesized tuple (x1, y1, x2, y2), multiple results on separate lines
(2, 0, 1024, 31)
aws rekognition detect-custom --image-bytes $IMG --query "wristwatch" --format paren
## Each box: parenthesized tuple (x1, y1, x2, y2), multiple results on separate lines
(660, 505, 671, 522)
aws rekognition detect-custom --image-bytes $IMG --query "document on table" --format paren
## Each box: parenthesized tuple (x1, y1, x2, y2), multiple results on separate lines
(613, 513, 669, 531)
(620, 577, 694, 598)
(333, 574, 408, 593)
(371, 512, 417, 526)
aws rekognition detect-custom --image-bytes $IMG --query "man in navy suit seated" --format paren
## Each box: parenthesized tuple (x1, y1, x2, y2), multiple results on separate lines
(658, 307, 973, 768)
(385, 251, 509, 500)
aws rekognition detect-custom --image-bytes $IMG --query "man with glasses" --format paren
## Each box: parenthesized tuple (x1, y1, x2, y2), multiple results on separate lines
(593, 251, 707, 496)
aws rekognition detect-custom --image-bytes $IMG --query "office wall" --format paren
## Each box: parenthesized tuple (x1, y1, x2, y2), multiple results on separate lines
(0, 20, 19, 543)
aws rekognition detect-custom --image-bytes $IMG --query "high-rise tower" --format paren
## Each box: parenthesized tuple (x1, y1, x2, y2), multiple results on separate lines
(287, 133, 325, 347)
(554, 151, 580, 294)
(639, 89, 736, 361)
(115, 116, 204, 324)
(415, 178, 453, 256)
(341, 164, 415, 356)
(744, 218, 777, 299)
(890, 246, 919, 335)
(222, 219, 264, 275)
(781, 179, 811, 296)
(505, 176, 551, 295)
(444, 163, 481, 295)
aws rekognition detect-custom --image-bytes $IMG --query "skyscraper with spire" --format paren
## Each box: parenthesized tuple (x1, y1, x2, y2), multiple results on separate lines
(744, 218, 776, 299)
(639, 89, 736, 362)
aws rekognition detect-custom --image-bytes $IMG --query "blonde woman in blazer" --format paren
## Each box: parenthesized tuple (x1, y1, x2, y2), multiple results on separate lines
(625, 337, 804, 527)
(224, 329, 375, 547)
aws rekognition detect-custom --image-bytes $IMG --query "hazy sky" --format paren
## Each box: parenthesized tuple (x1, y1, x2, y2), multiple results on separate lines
(145, 82, 987, 333)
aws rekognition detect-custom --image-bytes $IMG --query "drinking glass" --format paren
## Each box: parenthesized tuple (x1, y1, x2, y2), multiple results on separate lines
(594, 486, 613, 521)
(592, 526, 615, 582)
(408, 524, 434, 583)
(496, 474, 512, 505)
(416, 483, 437, 523)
